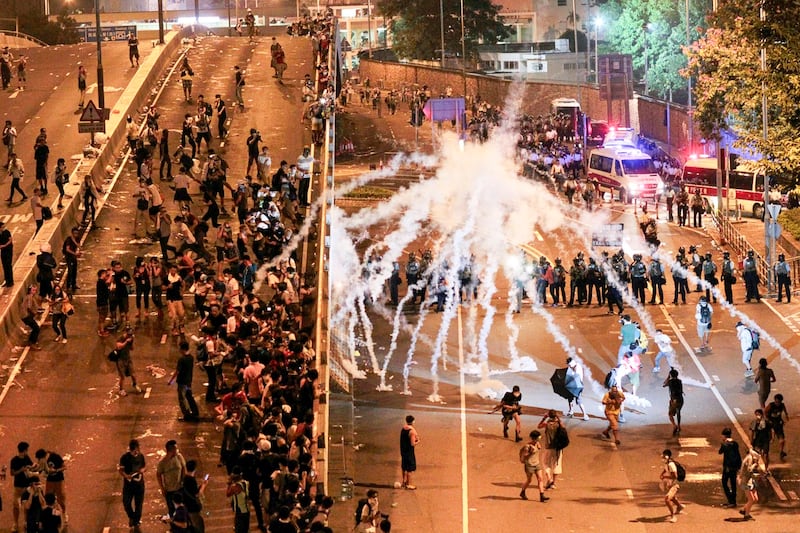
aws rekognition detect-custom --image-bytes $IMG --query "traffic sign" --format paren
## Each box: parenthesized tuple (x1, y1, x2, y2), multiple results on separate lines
(768, 221, 782, 240)
(592, 223, 624, 247)
(78, 122, 106, 133)
(80, 101, 104, 122)
(767, 203, 782, 220)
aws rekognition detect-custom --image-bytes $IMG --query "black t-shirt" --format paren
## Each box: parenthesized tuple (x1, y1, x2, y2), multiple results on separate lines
(11, 454, 33, 487)
(119, 451, 146, 485)
(97, 278, 110, 307)
(45, 452, 64, 482)
(176, 354, 194, 386)
(114, 270, 132, 298)
(182, 475, 202, 513)
(0, 228, 13, 251)
(269, 518, 299, 533)
(501, 391, 521, 412)
(172, 506, 190, 533)
(39, 507, 62, 533)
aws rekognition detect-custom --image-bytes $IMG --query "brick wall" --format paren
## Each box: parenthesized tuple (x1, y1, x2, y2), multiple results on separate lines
(357, 59, 699, 151)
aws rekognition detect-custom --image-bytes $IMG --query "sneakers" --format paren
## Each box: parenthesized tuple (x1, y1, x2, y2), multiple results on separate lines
(668, 515, 677, 523)
(565, 411, 574, 418)
(744, 369, 754, 377)
(515, 436, 523, 443)
(582, 414, 589, 421)
(404, 484, 417, 490)
(676, 505, 686, 515)
(61, 338, 68, 344)
(601, 431, 610, 439)
(618, 415, 626, 423)
(119, 389, 128, 397)
(54, 335, 62, 342)
(539, 494, 549, 502)
(652, 366, 661, 373)
(133, 385, 143, 393)
(519, 490, 528, 500)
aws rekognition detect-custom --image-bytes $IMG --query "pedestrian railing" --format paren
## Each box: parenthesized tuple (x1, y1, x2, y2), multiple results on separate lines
(0, 31, 48, 48)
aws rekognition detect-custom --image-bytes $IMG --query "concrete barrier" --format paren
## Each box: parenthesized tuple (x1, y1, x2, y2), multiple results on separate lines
(0, 26, 195, 350)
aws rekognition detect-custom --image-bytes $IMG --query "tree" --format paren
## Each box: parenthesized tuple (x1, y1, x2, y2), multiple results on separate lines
(17, 11, 80, 45)
(602, 0, 706, 99)
(379, 0, 509, 62)
(685, 0, 800, 175)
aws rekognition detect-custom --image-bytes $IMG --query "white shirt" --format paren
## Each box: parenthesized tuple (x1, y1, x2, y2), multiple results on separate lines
(737, 326, 753, 352)
(653, 332, 673, 353)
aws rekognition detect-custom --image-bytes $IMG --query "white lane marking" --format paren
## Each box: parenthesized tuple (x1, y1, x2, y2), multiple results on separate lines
(102, 528, 110, 533)
(25, 118, 31, 124)
(658, 305, 787, 501)
(0, 345, 30, 405)
(457, 304, 469, 533)
(40, 101, 44, 106)
(677, 437, 710, 448)
(625, 489, 634, 499)
(8, 90, 20, 99)
(712, 375, 720, 381)
(734, 407, 743, 415)
(534, 231, 544, 241)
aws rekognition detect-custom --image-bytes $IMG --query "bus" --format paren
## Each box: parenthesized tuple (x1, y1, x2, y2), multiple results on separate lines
(681, 155, 770, 218)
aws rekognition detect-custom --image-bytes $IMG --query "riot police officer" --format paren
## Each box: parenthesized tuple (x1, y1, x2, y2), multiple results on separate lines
(743, 250, 761, 302)
(721, 251, 736, 304)
(775, 253, 791, 303)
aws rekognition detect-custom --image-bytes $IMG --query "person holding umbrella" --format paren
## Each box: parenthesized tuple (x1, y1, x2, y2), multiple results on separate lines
(565, 357, 589, 421)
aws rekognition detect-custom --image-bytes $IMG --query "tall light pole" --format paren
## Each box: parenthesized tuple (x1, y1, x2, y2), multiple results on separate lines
(593, 17, 602, 84)
(760, 0, 773, 293)
(686, 0, 693, 153)
(440, 0, 446, 68)
(367, 0, 373, 58)
(93, 0, 104, 112)
(460, 0, 466, 97)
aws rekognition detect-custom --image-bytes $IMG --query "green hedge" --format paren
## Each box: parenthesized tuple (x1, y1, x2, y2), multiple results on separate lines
(778, 208, 800, 240)
(341, 186, 394, 199)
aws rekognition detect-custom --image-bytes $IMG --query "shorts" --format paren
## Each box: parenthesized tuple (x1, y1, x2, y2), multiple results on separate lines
(606, 413, 619, 430)
(97, 303, 109, 319)
(666, 483, 680, 500)
(668, 398, 684, 417)
(149, 205, 161, 216)
(524, 464, 542, 475)
(116, 358, 134, 378)
(182, 80, 192, 89)
(696, 322, 710, 338)
(773, 423, 785, 439)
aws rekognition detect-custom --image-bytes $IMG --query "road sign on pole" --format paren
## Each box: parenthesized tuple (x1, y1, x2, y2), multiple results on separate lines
(79, 100, 103, 122)
(768, 221, 782, 240)
(767, 203, 781, 220)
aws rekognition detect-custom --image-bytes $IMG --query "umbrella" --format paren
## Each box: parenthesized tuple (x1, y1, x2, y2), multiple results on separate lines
(565, 370, 584, 399)
(550, 368, 574, 401)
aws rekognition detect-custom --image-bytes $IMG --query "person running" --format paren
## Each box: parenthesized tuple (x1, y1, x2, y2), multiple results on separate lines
(399, 415, 419, 490)
(652, 329, 675, 373)
(738, 448, 766, 521)
(234, 66, 245, 111)
(519, 430, 549, 502)
(601, 385, 625, 445)
(495, 385, 523, 442)
(766, 394, 789, 462)
(719, 427, 742, 508)
(663, 368, 684, 436)
(660, 449, 685, 523)
(754, 358, 776, 410)
(565, 357, 589, 420)
(113, 329, 142, 396)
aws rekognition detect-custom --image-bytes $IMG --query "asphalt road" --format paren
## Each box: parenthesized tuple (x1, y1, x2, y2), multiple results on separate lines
(0, 30, 314, 533)
(325, 98, 800, 532)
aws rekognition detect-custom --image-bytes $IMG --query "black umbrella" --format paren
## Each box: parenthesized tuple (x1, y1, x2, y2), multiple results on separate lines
(550, 368, 574, 401)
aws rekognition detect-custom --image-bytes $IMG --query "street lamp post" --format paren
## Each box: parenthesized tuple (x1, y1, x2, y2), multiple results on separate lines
(593, 17, 602, 84)
(93, 0, 104, 113)
(367, 0, 373, 58)
(686, 0, 693, 153)
(460, 0, 466, 98)
(439, 0, 445, 68)
(643, 24, 648, 95)
(760, 0, 773, 293)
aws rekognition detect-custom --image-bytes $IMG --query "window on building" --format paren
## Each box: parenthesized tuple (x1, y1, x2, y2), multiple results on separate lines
(503, 61, 519, 70)
(557, 0, 567, 6)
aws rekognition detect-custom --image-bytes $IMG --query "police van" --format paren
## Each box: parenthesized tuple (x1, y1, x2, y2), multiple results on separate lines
(586, 129, 663, 202)
(682, 155, 770, 218)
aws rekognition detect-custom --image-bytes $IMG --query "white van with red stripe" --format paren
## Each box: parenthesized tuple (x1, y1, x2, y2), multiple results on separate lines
(587, 143, 664, 202)
(682, 155, 768, 218)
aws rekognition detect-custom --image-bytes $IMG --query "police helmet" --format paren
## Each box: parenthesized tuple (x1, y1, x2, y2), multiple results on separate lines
(748, 250, 754, 256)
(723, 251, 730, 257)
(705, 252, 712, 258)
(689, 245, 697, 253)
(678, 246, 686, 255)
(779, 253, 785, 260)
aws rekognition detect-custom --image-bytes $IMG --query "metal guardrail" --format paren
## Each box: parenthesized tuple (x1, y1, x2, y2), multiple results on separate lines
(711, 211, 778, 290)
(0, 31, 48, 47)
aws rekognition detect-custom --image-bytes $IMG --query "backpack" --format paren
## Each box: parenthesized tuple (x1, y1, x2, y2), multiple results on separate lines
(2, 132, 9, 146)
(552, 426, 570, 450)
(672, 460, 686, 482)
(196, 341, 208, 363)
(604, 370, 614, 389)
(749, 329, 760, 350)
(519, 444, 532, 464)
(700, 304, 711, 324)
(354, 498, 372, 526)
(637, 330, 648, 351)
(108, 349, 120, 362)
